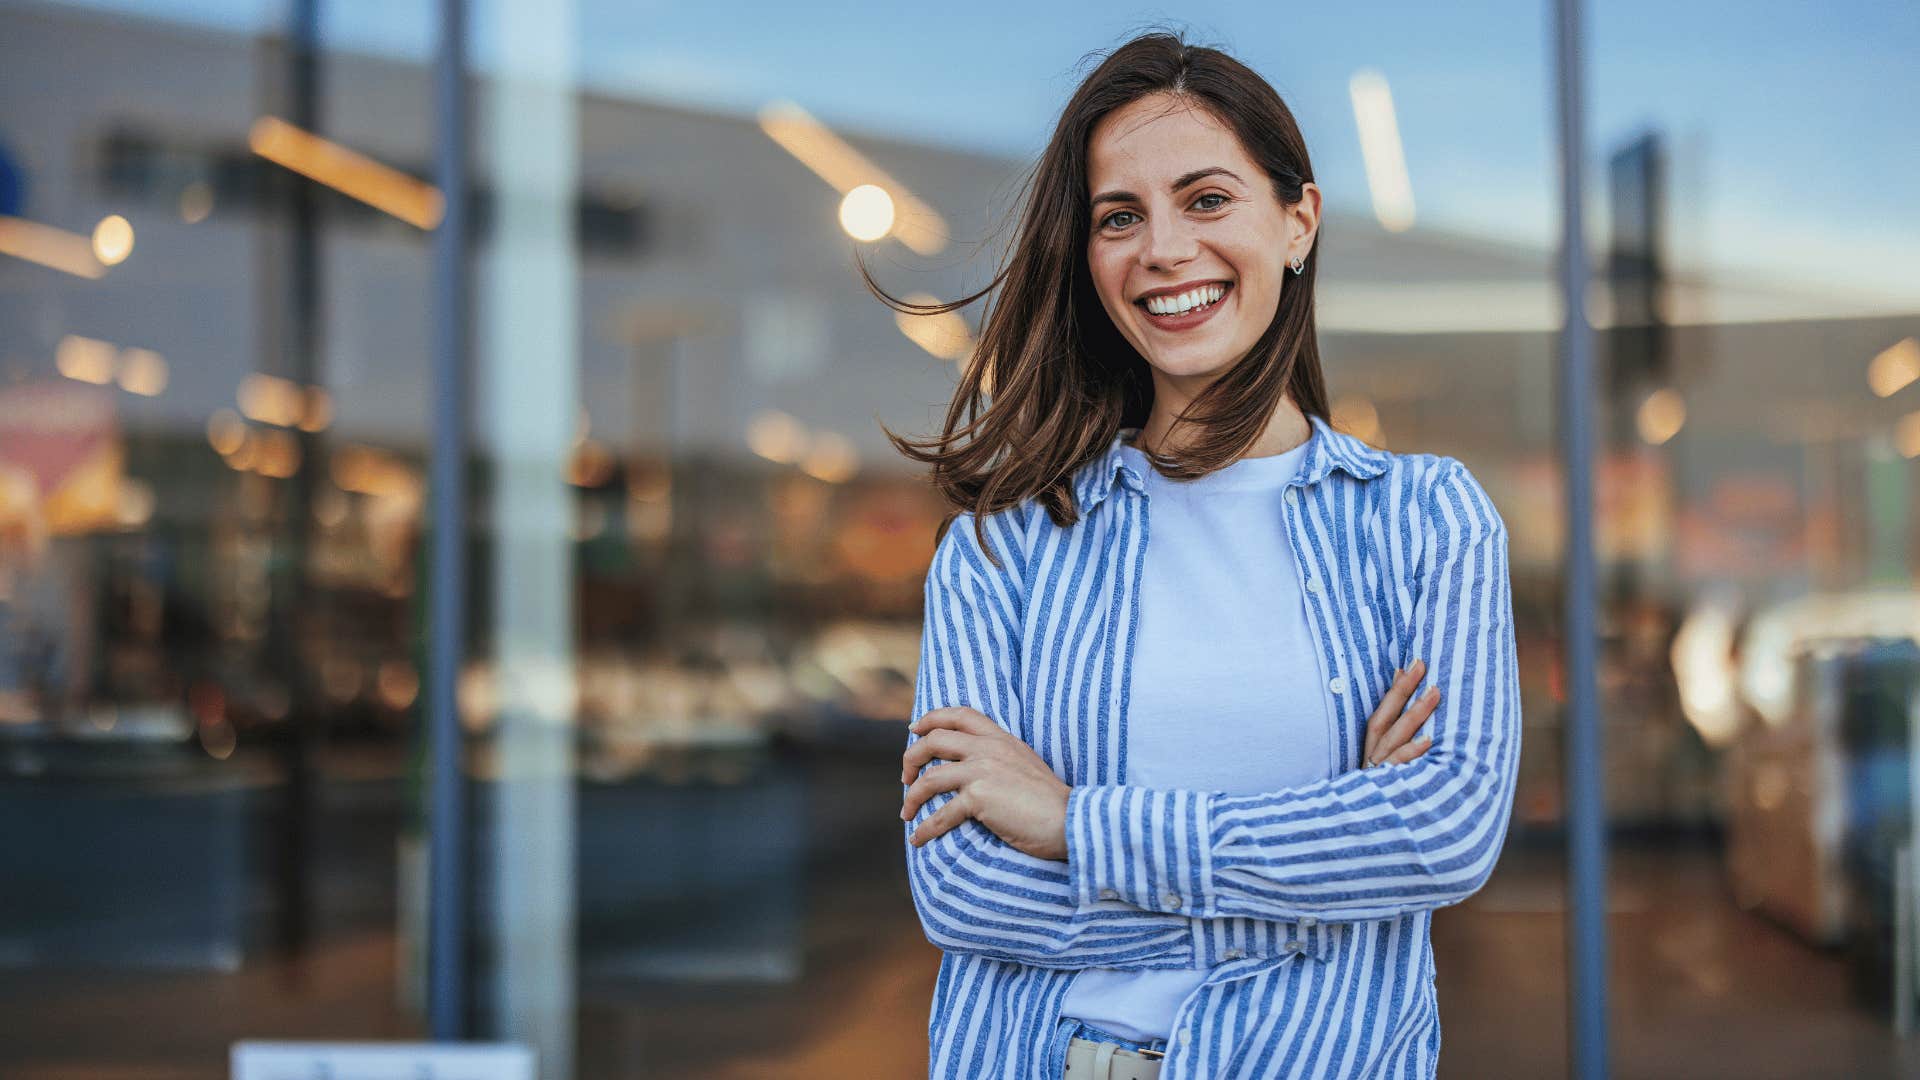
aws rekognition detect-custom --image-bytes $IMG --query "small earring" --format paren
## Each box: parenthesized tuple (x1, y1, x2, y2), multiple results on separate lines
(1289, 255, 1305, 275)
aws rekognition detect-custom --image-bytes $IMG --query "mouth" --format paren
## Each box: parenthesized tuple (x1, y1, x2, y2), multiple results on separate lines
(1134, 281, 1232, 332)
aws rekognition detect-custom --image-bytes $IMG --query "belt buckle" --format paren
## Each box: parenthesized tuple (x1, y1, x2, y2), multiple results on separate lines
(1135, 1046, 1166, 1060)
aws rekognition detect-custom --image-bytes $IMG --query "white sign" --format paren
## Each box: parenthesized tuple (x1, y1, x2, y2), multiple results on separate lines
(231, 1041, 536, 1080)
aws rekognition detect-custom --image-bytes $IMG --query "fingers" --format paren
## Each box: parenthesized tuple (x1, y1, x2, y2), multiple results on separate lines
(1364, 659, 1426, 765)
(1383, 735, 1434, 765)
(909, 797, 969, 847)
(909, 706, 994, 737)
(1374, 685, 1440, 765)
(901, 762, 968, 821)
(901, 729, 969, 783)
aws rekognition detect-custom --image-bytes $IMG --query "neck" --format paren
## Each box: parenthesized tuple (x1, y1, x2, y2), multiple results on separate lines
(1132, 396, 1311, 460)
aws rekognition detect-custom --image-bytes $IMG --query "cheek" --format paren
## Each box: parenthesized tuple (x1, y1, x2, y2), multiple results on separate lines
(1230, 259, 1282, 313)
(1087, 251, 1132, 316)
(1223, 274, 1282, 340)
(1085, 248, 1115, 292)
(1248, 272, 1280, 305)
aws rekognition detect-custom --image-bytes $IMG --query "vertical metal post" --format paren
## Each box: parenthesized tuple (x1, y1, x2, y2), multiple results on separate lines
(1552, 1, 1610, 1077)
(264, 0, 323, 971)
(428, 0, 470, 1041)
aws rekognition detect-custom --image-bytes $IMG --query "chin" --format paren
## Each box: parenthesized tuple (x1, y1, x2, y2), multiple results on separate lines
(1146, 351, 1237, 378)
(1138, 335, 1247, 374)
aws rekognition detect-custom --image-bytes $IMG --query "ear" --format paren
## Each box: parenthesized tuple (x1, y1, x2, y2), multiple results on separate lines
(1288, 181, 1323, 261)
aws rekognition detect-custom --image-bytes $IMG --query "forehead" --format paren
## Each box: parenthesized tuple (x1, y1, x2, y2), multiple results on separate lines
(1087, 95, 1249, 187)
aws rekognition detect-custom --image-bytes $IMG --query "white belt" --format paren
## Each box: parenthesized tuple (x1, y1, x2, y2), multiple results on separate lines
(1064, 1035, 1164, 1080)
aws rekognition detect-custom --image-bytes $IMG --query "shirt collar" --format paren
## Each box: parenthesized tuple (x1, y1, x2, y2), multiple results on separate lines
(1073, 412, 1391, 514)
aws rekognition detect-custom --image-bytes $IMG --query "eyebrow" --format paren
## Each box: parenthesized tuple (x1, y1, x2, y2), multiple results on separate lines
(1090, 166, 1245, 210)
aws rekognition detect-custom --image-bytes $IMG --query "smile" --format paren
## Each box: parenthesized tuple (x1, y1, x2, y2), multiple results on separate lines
(1135, 281, 1232, 331)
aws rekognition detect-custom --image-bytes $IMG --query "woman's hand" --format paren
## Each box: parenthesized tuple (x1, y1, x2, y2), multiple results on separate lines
(1363, 658, 1440, 770)
(900, 706, 1071, 861)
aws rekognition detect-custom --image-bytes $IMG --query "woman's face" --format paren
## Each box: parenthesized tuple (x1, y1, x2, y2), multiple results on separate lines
(1085, 92, 1317, 382)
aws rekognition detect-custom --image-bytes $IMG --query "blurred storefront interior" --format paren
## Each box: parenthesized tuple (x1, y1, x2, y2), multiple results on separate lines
(1, 0, 1918, 1076)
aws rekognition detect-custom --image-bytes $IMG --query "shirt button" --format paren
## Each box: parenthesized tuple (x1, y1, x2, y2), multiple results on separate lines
(1222, 947, 1244, 960)
(1176, 1030, 1190, 1047)
(1283, 488, 1298, 505)
(1284, 939, 1303, 952)
(1099, 888, 1118, 900)
(1301, 916, 1318, 928)
(1305, 577, 1321, 594)
(1161, 892, 1183, 911)
(1328, 676, 1346, 695)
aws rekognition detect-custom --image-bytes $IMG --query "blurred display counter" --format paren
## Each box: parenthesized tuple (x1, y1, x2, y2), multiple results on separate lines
(1834, 638, 1920, 1026)
(1726, 635, 1920, 1028)
(462, 746, 811, 999)
(1724, 646, 1852, 944)
(584, 761, 806, 983)
(0, 741, 273, 971)
(5, 726, 843, 989)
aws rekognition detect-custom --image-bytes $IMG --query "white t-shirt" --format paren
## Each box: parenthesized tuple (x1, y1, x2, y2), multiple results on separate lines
(1058, 432, 1338, 1042)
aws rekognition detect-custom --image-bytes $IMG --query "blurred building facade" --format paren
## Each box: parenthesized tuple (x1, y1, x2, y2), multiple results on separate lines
(1, 1, 1917, 1076)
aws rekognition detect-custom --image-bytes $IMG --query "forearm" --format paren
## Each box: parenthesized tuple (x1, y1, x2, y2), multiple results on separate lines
(1063, 744, 1518, 922)
(904, 795, 1204, 968)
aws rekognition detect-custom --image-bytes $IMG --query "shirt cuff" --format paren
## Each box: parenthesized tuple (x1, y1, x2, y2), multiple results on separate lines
(1066, 784, 1216, 916)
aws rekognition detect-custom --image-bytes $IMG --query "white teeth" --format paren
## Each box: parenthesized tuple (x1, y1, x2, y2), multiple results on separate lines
(1145, 283, 1227, 316)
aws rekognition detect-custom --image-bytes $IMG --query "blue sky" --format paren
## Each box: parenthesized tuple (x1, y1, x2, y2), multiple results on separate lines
(45, 0, 1920, 299)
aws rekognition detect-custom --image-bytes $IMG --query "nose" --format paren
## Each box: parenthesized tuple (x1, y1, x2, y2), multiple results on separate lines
(1139, 211, 1199, 271)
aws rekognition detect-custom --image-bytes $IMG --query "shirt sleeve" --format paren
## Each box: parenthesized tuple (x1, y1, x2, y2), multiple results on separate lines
(904, 507, 1204, 969)
(1062, 458, 1523, 923)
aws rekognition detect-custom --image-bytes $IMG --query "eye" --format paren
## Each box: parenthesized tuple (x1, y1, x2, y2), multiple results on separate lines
(1194, 193, 1228, 211)
(1100, 209, 1140, 231)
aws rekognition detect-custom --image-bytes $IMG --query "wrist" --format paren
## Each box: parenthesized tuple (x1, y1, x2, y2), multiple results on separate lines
(1044, 779, 1071, 861)
(1065, 784, 1217, 915)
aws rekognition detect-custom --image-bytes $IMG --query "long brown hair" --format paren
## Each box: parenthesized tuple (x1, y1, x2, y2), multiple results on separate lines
(870, 28, 1330, 569)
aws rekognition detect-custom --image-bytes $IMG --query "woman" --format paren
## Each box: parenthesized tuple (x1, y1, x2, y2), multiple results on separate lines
(876, 30, 1520, 1080)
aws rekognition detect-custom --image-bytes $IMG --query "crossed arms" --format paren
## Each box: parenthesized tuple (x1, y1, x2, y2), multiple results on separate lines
(901, 458, 1521, 969)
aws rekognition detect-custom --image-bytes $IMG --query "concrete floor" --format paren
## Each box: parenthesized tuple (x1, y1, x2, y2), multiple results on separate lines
(1430, 843, 1920, 1079)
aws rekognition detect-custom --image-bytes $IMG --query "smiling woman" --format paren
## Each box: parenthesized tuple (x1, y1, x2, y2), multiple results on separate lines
(868, 27, 1519, 1080)
(868, 31, 1341, 524)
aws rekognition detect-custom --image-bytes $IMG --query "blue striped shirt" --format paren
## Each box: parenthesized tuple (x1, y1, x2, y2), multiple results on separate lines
(904, 413, 1522, 1079)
